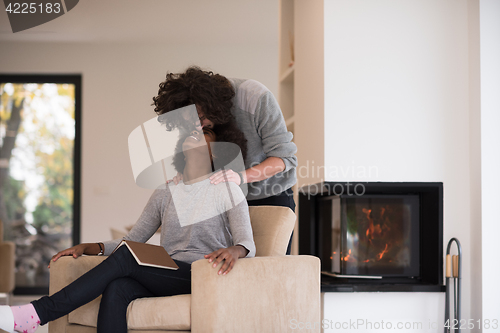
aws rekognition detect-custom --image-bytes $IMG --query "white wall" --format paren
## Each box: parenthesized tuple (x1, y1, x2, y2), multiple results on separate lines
(322, 0, 471, 330)
(468, 0, 482, 326)
(323, 292, 444, 333)
(479, 0, 500, 324)
(0, 41, 278, 244)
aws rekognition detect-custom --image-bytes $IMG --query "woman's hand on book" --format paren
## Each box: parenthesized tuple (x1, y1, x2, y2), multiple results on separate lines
(204, 245, 249, 275)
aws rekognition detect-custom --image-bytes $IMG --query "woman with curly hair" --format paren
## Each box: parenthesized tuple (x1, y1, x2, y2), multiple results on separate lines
(0, 121, 255, 333)
(153, 67, 297, 251)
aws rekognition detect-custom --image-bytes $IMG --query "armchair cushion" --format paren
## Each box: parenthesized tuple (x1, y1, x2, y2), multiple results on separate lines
(69, 294, 191, 331)
(248, 206, 296, 256)
(126, 294, 190, 330)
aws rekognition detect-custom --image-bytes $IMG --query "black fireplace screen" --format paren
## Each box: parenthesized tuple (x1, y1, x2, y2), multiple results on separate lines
(321, 195, 420, 277)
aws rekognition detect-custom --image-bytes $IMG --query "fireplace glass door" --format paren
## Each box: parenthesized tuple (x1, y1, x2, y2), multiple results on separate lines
(321, 195, 420, 277)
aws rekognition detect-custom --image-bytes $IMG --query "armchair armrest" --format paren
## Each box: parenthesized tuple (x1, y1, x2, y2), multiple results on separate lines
(49, 256, 107, 294)
(48, 256, 107, 333)
(0, 241, 15, 293)
(191, 255, 320, 333)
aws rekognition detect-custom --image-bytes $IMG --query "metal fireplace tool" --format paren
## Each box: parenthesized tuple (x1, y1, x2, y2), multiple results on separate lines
(444, 238, 462, 333)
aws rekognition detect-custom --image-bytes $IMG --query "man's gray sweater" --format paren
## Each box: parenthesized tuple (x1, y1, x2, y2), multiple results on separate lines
(229, 78, 298, 200)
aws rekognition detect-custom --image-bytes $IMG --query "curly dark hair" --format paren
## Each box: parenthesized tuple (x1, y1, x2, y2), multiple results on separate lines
(172, 119, 247, 174)
(153, 66, 235, 131)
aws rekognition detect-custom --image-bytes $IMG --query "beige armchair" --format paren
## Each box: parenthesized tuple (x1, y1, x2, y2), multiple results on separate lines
(49, 206, 321, 333)
(0, 218, 16, 305)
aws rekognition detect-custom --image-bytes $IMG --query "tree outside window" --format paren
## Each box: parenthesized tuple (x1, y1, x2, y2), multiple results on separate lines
(0, 75, 81, 295)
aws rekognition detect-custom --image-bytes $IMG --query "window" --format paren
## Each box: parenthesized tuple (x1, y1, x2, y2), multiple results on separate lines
(0, 75, 81, 295)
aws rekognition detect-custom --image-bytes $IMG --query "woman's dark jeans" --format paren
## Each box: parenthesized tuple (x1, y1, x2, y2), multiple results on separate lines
(32, 246, 191, 333)
(247, 187, 296, 254)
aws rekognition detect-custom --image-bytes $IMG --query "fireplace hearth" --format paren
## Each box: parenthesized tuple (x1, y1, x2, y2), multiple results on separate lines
(299, 182, 445, 292)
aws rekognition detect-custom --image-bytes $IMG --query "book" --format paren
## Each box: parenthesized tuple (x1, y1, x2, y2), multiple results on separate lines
(112, 240, 179, 270)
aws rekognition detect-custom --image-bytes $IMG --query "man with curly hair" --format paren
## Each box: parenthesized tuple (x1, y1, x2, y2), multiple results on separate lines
(153, 67, 298, 227)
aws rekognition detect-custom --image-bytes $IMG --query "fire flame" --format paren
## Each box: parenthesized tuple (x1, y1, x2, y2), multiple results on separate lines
(343, 249, 352, 262)
(377, 244, 389, 260)
(363, 208, 382, 241)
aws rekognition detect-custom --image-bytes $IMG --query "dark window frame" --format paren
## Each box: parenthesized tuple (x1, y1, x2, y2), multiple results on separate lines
(0, 74, 81, 295)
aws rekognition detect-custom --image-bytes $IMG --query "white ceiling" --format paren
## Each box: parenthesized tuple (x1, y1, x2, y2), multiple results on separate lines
(0, 0, 278, 44)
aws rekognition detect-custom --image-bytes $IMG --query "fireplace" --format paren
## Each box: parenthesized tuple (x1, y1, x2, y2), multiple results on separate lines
(299, 182, 444, 292)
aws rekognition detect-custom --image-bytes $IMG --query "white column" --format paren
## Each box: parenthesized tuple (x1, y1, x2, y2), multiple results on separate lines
(480, 0, 500, 325)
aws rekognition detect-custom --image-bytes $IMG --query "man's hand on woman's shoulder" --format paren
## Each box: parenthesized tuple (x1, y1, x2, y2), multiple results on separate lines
(209, 169, 244, 186)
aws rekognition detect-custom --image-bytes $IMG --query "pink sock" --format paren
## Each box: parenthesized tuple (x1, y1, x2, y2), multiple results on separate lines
(11, 304, 40, 333)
